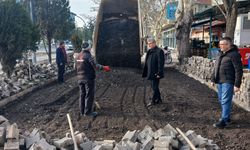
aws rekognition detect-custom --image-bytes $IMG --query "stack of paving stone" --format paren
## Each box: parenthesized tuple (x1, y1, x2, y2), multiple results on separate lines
(0, 116, 26, 150)
(52, 124, 220, 150)
(178, 57, 215, 82)
(177, 56, 250, 112)
(0, 115, 220, 150)
(112, 125, 219, 150)
(234, 72, 250, 111)
(0, 58, 74, 100)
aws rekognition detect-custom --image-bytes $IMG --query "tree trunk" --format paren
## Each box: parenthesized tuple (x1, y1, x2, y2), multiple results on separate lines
(225, 3, 237, 41)
(47, 36, 52, 64)
(222, 0, 237, 41)
(175, 0, 193, 64)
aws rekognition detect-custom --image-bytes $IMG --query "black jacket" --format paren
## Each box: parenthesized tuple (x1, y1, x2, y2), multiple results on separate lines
(211, 45, 243, 88)
(56, 47, 67, 65)
(76, 50, 96, 81)
(142, 46, 165, 80)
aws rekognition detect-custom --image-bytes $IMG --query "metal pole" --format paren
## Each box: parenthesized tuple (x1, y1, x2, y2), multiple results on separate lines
(202, 25, 204, 40)
(71, 12, 87, 27)
(138, 0, 143, 55)
(209, 14, 212, 59)
(28, 60, 31, 80)
(71, 12, 88, 41)
(29, 0, 33, 23)
(29, 0, 37, 64)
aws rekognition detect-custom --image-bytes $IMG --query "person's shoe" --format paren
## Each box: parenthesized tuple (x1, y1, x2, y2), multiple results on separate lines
(84, 112, 98, 117)
(156, 99, 163, 104)
(219, 118, 232, 124)
(213, 120, 228, 129)
(147, 102, 155, 107)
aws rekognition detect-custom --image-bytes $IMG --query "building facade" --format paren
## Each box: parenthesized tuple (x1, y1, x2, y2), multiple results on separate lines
(162, 0, 212, 50)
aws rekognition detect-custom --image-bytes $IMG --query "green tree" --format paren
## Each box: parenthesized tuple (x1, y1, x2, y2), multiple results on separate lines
(34, 0, 75, 63)
(0, 0, 40, 77)
(82, 16, 95, 41)
(71, 28, 84, 53)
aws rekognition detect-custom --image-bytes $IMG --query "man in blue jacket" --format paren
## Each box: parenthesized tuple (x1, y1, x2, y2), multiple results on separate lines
(56, 41, 67, 83)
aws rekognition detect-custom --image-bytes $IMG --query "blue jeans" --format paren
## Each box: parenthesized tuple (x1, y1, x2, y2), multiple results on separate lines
(217, 83, 234, 122)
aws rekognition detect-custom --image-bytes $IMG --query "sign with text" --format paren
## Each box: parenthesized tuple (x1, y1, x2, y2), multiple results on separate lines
(166, 2, 177, 20)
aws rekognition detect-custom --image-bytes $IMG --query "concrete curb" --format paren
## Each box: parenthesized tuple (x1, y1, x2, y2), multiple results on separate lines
(0, 71, 76, 108)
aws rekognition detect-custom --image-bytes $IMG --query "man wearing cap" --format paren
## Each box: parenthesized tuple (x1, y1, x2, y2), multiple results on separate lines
(142, 38, 165, 107)
(76, 42, 110, 117)
(56, 41, 67, 83)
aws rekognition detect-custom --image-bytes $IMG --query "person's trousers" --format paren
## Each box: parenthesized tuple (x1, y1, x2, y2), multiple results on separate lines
(57, 64, 65, 83)
(79, 80, 95, 115)
(217, 83, 234, 123)
(151, 78, 161, 102)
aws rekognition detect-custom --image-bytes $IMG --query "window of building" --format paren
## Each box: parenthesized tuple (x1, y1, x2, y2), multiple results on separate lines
(163, 29, 176, 49)
(243, 16, 250, 29)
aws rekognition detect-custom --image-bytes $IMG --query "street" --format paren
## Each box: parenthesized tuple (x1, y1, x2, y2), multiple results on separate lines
(1, 67, 250, 150)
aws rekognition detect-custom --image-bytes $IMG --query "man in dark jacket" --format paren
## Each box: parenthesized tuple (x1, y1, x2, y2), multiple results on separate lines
(56, 41, 67, 83)
(211, 37, 243, 128)
(142, 38, 165, 107)
(76, 42, 110, 117)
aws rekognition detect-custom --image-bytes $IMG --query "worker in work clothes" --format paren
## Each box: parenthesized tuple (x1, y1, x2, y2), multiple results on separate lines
(56, 41, 67, 83)
(142, 38, 165, 107)
(76, 42, 110, 117)
(211, 37, 243, 128)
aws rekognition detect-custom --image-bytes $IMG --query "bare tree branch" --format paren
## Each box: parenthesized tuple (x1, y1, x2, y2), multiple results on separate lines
(215, 0, 226, 18)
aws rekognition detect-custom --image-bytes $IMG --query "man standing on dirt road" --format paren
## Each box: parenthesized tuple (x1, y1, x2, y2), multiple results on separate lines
(211, 37, 243, 129)
(56, 41, 67, 84)
(142, 38, 165, 107)
(76, 42, 110, 117)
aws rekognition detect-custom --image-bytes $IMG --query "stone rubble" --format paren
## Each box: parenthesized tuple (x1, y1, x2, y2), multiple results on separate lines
(0, 54, 74, 100)
(0, 115, 220, 150)
(177, 56, 250, 111)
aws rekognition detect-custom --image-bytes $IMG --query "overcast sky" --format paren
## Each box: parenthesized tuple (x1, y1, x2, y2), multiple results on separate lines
(69, 0, 97, 27)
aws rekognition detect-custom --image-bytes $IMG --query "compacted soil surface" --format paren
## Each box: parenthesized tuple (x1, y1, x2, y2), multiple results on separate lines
(1, 67, 250, 150)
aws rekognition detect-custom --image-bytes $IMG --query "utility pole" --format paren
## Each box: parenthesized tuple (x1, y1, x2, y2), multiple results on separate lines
(138, 0, 144, 55)
(28, 0, 37, 64)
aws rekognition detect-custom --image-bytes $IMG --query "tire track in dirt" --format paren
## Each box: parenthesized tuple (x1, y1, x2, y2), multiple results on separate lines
(2, 68, 250, 149)
(120, 88, 128, 120)
(143, 85, 161, 129)
(134, 86, 152, 128)
(132, 86, 140, 124)
(143, 85, 150, 115)
(83, 86, 127, 140)
(85, 86, 111, 130)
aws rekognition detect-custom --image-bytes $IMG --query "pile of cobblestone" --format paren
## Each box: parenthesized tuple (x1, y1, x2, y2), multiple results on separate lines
(0, 59, 74, 100)
(177, 56, 250, 111)
(0, 115, 220, 150)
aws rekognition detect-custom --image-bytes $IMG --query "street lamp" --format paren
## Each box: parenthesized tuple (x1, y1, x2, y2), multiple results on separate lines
(70, 12, 89, 41)
(70, 12, 87, 27)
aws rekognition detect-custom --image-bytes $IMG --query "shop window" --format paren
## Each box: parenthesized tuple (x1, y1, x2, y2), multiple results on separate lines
(243, 16, 250, 29)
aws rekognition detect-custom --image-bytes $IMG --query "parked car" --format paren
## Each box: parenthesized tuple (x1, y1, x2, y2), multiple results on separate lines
(65, 41, 73, 50)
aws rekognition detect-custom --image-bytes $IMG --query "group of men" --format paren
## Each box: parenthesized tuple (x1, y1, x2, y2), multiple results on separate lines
(56, 36, 243, 129)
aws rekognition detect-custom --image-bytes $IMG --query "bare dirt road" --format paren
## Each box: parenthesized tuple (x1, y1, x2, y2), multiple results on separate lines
(1, 67, 250, 150)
